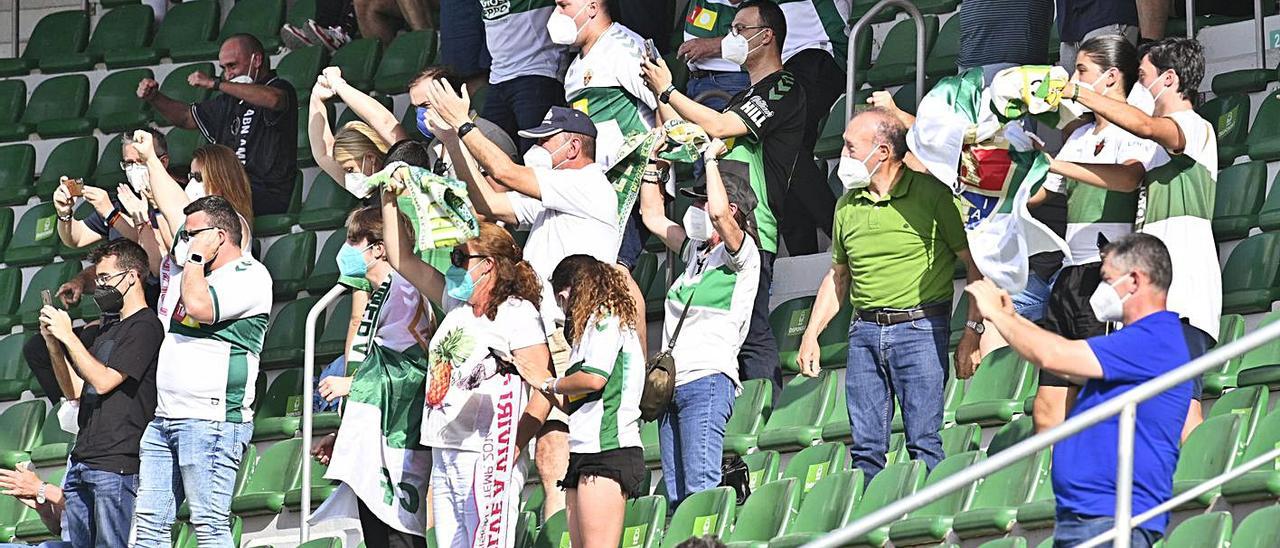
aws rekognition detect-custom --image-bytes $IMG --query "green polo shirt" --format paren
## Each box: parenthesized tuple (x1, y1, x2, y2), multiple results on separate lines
(831, 169, 968, 311)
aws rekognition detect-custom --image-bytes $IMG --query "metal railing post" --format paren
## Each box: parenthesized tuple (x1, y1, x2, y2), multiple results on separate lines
(1114, 403, 1136, 548)
(845, 0, 927, 123)
(1185, 0, 1195, 38)
(1255, 0, 1266, 69)
(10, 0, 19, 59)
(300, 285, 347, 544)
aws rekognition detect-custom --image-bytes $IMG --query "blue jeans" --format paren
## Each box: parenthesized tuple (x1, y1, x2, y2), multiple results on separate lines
(481, 74, 566, 154)
(1011, 271, 1058, 322)
(686, 71, 750, 111)
(314, 355, 347, 412)
(1054, 511, 1161, 547)
(659, 373, 736, 505)
(63, 459, 137, 548)
(846, 312, 948, 481)
(133, 418, 253, 548)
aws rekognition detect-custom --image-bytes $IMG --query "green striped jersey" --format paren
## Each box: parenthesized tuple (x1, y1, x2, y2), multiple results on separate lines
(481, 0, 566, 84)
(681, 0, 744, 72)
(664, 235, 759, 390)
(776, 0, 851, 66)
(565, 22, 658, 142)
(565, 314, 644, 453)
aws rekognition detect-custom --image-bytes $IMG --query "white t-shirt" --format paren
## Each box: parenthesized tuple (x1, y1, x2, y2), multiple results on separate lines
(664, 235, 760, 389)
(420, 296, 547, 451)
(156, 255, 273, 422)
(564, 313, 644, 453)
(481, 0, 566, 84)
(778, 0, 852, 63)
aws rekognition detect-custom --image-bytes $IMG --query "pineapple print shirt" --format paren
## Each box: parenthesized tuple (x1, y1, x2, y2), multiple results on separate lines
(564, 313, 644, 453)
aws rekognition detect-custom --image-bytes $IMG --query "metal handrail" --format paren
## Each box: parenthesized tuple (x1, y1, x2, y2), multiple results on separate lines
(300, 285, 348, 543)
(10, 0, 19, 59)
(845, 0, 926, 123)
(1183, 0, 1266, 69)
(804, 316, 1280, 548)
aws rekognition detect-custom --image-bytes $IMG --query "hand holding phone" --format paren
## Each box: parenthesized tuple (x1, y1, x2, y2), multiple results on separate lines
(644, 39, 660, 62)
(61, 177, 85, 198)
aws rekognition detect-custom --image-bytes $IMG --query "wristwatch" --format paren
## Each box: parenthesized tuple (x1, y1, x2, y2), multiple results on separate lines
(212, 78, 222, 91)
(35, 482, 47, 505)
(56, 212, 73, 222)
(965, 320, 986, 335)
(659, 85, 677, 104)
(187, 252, 207, 266)
(458, 122, 478, 138)
(540, 377, 556, 394)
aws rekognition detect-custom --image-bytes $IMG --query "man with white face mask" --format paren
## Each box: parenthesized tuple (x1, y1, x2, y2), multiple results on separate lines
(964, 233, 1191, 548)
(478, 0, 567, 154)
(796, 108, 981, 482)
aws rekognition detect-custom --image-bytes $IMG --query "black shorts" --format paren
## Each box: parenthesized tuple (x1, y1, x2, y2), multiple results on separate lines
(559, 447, 646, 498)
(1041, 263, 1110, 387)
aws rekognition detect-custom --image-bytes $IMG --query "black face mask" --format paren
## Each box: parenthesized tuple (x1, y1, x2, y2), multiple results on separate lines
(92, 274, 132, 314)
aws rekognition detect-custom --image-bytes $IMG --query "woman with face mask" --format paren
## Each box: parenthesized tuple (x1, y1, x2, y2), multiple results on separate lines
(310, 74, 392, 197)
(378, 193, 554, 548)
(637, 136, 762, 504)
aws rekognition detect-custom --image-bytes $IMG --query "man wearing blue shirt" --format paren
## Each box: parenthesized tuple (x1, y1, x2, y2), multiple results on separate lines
(965, 233, 1192, 547)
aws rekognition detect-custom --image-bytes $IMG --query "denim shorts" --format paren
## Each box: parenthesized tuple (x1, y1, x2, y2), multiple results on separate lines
(560, 447, 646, 497)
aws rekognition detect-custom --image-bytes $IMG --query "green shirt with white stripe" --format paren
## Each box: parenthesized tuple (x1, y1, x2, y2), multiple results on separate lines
(566, 313, 644, 453)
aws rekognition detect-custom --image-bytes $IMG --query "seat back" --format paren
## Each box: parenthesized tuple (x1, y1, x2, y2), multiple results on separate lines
(1211, 313, 1248, 376)
(0, 211, 12, 260)
(1198, 94, 1250, 154)
(1208, 385, 1269, 444)
(782, 442, 848, 493)
(0, 334, 30, 381)
(17, 262, 82, 321)
(165, 128, 207, 174)
(37, 401, 75, 447)
(1212, 160, 1266, 239)
(317, 294, 354, 349)
(762, 370, 838, 436)
(1246, 90, 1280, 148)
(907, 450, 983, 518)
(620, 495, 665, 548)
(970, 450, 1049, 510)
(94, 134, 127, 185)
(962, 347, 1033, 403)
(264, 231, 318, 285)
(86, 5, 154, 57)
(218, 0, 286, 47)
(660, 487, 736, 548)
(264, 297, 325, 355)
(926, 13, 961, 70)
(277, 46, 328, 101)
(158, 63, 217, 113)
(299, 176, 359, 226)
(0, 144, 36, 201)
(0, 80, 25, 125)
(727, 478, 800, 542)
(88, 69, 153, 122)
(1232, 504, 1280, 548)
(309, 228, 348, 292)
(724, 378, 773, 442)
(532, 508, 568, 548)
(22, 75, 90, 127)
(9, 200, 58, 250)
(1240, 408, 1280, 461)
(872, 16, 939, 68)
(374, 30, 436, 88)
(1221, 233, 1280, 303)
(329, 38, 383, 89)
(241, 437, 303, 495)
(36, 137, 97, 192)
(849, 460, 927, 522)
(742, 450, 780, 490)
(1175, 414, 1244, 483)
(987, 416, 1035, 455)
(1161, 511, 1232, 547)
(788, 469, 864, 534)
(258, 369, 305, 420)
(153, 0, 220, 53)
(1240, 311, 1280, 371)
(940, 423, 981, 456)
(21, 11, 89, 65)
(0, 400, 47, 452)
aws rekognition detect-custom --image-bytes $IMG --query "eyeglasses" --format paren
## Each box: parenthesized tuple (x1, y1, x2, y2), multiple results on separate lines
(120, 159, 144, 170)
(450, 248, 487, 268)
(189, 172, 203, 183)
(179, 226, 220, 242)
(729, 24, 768, 36)
(94, 271, 128, 286)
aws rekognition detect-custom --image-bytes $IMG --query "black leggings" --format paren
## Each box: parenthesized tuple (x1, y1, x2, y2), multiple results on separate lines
(358, 499, 427, 548)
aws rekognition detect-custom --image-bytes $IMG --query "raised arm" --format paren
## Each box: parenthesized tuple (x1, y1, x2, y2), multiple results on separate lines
(130, 131, 189, 239)
(1065, 82, 1186, 152)
(53, 184, 105, 248)
(381, 188, 446, 306)
(138, 78, 197, 129)
(1049, 158, 1146, 193)
(308, 78, 347, 183)
(702, 139, 745, 254)
(640, 57, 750, 139)
(324, 67, 410, 145)
(638, 138, 685, 252)
(428, 109, 517, 224)
(188, 70, 288, 112)
(426, 79, 544, 197)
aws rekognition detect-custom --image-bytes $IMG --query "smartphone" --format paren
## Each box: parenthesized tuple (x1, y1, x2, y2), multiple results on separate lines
(61, 176, 85, 198)
(644, 38, 660, 62)
(41, 289, 52, 308)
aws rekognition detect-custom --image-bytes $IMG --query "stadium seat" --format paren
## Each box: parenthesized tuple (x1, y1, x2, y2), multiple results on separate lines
(723, 379, 773, 456)
(330, 39, 384, 92)
(1260, 171, 1280, 233)
(296, 538, 341, 548)
(820, 380, 852, 443)
(866, 16, 939, 87)
(152, 63, 218, 126)
(954, 347, 1036, 425)
(1245, 89, 1280, 161)
(278, 46, 329, 104)
(978, 539, 1028, 548)
(765, 470, 863, 548)
(172, 0, 285, 61)
(772, 297, 814, 371)
(949, 294, 970, 349)
(621, 496, 665, 548)
(106, 0, 220, 67)
(0, 11, 89, 77)
(925, 14, 960, 79)
(1237, 310, 1280, 388)
(848, 0, 898, 25)
(282, 448, 338, 511)
(287, 0, 319, 27)
(1220, 232, 1280, 314)
(533, 509, 569, 548)
(1231, 504, 1280, 548)
(39, 5, 153, 73)
(940, 423, 981, 456)
(0, 144, 36, 206)
(29, 401, 74, 465)
(943, 376, 965, 425)
(255, 368, 323, 441)
(17, 262, 83, 328)
(659, 487, 736, 548)
(5, 203, 63, 267)
(165, 127, 207, 174)
(374, 30, 437, 94)
(890, 77, 936, 117)
(1207, 385, 1268, 444)
(1203, 314, 1247, 396)
(1221, 407, 1280, 503)
(0, 334, 31, 399)
(254, 173, 304, 236)
(641, 420, 661, 468)
(307, 229, 349, 293)
(1014, 472, 1056, 531)
(842, 460, 929, 547)
(741, 450, 780, 491)
(263, 231, 318, 300)
(84, 68, 156, 134)
(1197, 94, 1250, 164)
(1173, 413, 1244, 508)
(0, 80, 28, 141)
(1212, 160, 1266, 241)
(298, 174, 360, 230)
(1211, 65, 1276, 95)
(315, 294, 352, 363)
(34, 137, 97, 198)
(725, 478, 800, 547)
(170, 516, 245, 548)
(1161, 511, 1232, 547)
(0, 492, 26, 539)
(336, 94, 394, 127)
(756, 370, 839, 450)
(93, 134, 127, 188)
(230, 437, 303, 515)
(781, 442, 846, 494)
(0, 400, 47, 468)
(0, 211, 12, 266)
(986, 416, 1035, 455)
(951, 450, 1051, 539)
(11, 467, 66, 543)
(27, 75, 92, 139)
(515, 510, 536, 548)
(885, 450, 984, 546)
(261, 297, 325, 370)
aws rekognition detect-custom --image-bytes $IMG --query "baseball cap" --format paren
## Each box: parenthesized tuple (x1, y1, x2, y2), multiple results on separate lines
(679, 159, 758, 215)
(518, 106, 598, 140)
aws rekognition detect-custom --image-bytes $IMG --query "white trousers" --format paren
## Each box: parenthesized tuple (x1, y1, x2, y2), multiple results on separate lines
(431, 447, 526, 548)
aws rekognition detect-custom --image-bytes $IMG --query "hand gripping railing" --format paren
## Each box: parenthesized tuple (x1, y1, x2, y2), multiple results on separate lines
(845, 0, 926, 122)
(804, 316, 1280, 548)
(300, 285, 348, 543)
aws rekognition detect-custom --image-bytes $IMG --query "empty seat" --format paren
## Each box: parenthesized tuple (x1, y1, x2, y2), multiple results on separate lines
(723, 379, 773, 456)
(254, 173, 304, 236)
(0, 80, 28, 141)
(986, 416, 1035, 455)
(1197, 94, 1250, 163)
(1014, 465, 1057, 531)
(940, 423, 981, 457)
(277, 46, 329, 104)
(315, 296, 353, 364)
(94, 134, 127, 188)
(659, 487, 736, 548)
(230, 437, 304, 515)
(39, 5, 153, 73)
(0, 400, 47, 468)
(951, 451, 1051, 539)
(105, 0, 221, 67)
(1220, 232, 1280, 315)
(263, 231, 317, 300)
(780, 442, 847, 494)
(165, 127, 207, 174)
(765, 470, 863, 548)
(26, 75, 92, 139)
(254, 368, 341, 441)
(29, 401, 75, 465)
(954, 347, 1036, 425)
(725, 478, 800, 547)
(261, 297, 325, 370)
(1212, 160, 1266, 241)
(1245, 89, 1280, 161)
(374, 30, 437, 94)
(298, 174, 360, 230)
(756, 370, 839, 450)
(0, 334, 32, 400)
(0, 11, 89, 77)
(0, 144, 37, 206)
(1211, 64, 1277, 95)
(924, 13, 960, 79)
(1173, 413, 1244, 508)
(742, 450, 780, 491)
(171, 0, 285, 61)
(34, 137, 97, 198)
(1203, 314, 1247, 397)
(330, 39, 384, 91)
(1230, 503, 1280, 548)
(1207, 385, 1268, 444)
(152, 63, 218, 126)
(977, 539, 1028, 548)
(886, 450, 984, 546)
(866, 16, 939, 87)
(841, 459, 929, 547)
(282, 448, 339, 511)
(82, 69, 155, 134)
(533, 508, 569, 548)
(308, 229, 349, 293)
(1258, 171, 1280, 233)
(1237, 310, 1280, 388)
(1160, 511, 1231, 547)
(620, 496, 666, 548)
(771, 296, 850, 374)
(1221, 409, 1280, 502)
(5, 203, 63, 267)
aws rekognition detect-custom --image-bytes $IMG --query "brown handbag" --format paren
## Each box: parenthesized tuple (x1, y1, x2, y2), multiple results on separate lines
(639, 289, 695, 421)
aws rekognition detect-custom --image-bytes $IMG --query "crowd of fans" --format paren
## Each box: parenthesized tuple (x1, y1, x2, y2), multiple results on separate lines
(1, 0, 1241, 547)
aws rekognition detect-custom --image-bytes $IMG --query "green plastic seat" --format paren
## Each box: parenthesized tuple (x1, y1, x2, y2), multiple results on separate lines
(532, 508, 569, 548)
(5, 203, 63, 267)
(1197, 94, 1250, 164)
(781, 442, 847, 494)
(943, 375, 965, 425)
(86, 68, 156, 134)
(287, 0, 319, 27)
(1246, 89, 1280, 161)
(1161, 511, 1232, 547)
(315, 294, 353, 363)
(0, 210, 13, 267)
(0, 334, 32, 400)
(1237, 310, 1280, 388)
(659, 486, 736, 548)
(940, 423, 981, 457)
(765, 470, 863, 548)
(173, 0, 284, 62)
(0, 400, 47, 468)
(1212, 160, 1266, 241)
(1212, 65, 1276, 95)
(39, 5, 153, 73)
(299, 173, 360, 230)
(620, 495, 665, 548)
(1203, 314, 1248, 396)
(27, 75, 92, 139)
(0, 493, 27, 540)
(296, 538, 341, 548)
(1221, 409, 1280, 502)
(17, 262, 83, 328)
(890, 77, 936, 117)
(29, 400, 75, 465)
(951, 450, 1051, 539)
(307, 229, 349, 293)
(34, 137, 97, 198)
(152, 63, 218, 126)
(261, 297, 326, 370)
(282, 448, 339, 510)
(1207, 385, 1268, 444)
(723, 378, 773, 456)
(255, 368, 336, 441)
(641, 420, 661, 468)
(1173, 413, 1245, 508)
(106, 0, 220, 67)
(1014, 469, 1056, 531)
(11, 467, 66, 543)
(978, 539, 1028, 548)
(886, 450, 984, 546)
(814, 92, 870, 160)
(1258, 171, 1280, 233)
(986, 416, 1035, 456)
(514, 511, 537, 548)
(330, 39, 384, 92)
(1231, 504, 1280, 548)
(165, 127, 207, 175)
(0, 144, 36, 206)
(255, 172, 304, 236)
(820, 380, 852, 443)
(1221, 232, 1280, 315)
(848, 0, 898, 25)
(263, 231, 318, 300)
(756, 370, 839, 450)
(742, 450, 780, 491)
(0, 11, 89, 77)
(374, 30, 437, 94)
(866, 16, 939, 87)
(0, 80, 28, 141)
(844, 460, 929, 547)
(93, 134, 127, 188)
(954, 347, 1036, 426)
(278, 46, 329, 104)
(230, 437, 304, 515)
(925, 14, 961, 79)
(725, 478, 801, 548)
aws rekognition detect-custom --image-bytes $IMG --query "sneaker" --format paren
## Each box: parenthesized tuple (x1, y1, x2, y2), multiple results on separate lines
(306, 20, 352, 53)
(280, 22, 316, 51)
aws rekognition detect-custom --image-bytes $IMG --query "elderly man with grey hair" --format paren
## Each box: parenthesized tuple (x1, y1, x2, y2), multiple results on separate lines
(964, 232, 1191, 547)
(795, 107, 984, 482)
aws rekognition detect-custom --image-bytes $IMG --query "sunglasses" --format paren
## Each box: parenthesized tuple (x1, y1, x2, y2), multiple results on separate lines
(179, 226, 220, 242)
(450, 248, 487, 269)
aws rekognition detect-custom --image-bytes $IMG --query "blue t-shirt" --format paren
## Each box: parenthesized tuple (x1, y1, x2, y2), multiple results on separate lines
(1052, 310, 1192, 533)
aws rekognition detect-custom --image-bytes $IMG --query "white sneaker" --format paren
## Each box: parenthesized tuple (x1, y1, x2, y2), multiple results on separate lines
(306, 20, 352, 53)
(280, 23, 316, 51)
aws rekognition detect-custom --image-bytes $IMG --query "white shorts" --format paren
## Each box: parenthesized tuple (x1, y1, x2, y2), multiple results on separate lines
(430, 447, 526, 548)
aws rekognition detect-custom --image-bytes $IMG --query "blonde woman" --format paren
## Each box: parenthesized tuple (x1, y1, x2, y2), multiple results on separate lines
(309, 73, 392, 191)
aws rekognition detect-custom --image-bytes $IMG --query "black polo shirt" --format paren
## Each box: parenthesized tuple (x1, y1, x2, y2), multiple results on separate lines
(1056, 0, 1139, 42)
(191, 75, 298, 215)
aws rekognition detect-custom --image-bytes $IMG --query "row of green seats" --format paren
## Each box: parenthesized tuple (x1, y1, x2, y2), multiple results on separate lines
(1208, 161, 1280, 240)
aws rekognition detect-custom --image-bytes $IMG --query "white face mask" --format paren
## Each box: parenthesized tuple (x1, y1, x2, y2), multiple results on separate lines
(185, 178, 206, 201)
(721, 29, 764, 66)
(344, 172, 370, 198)
(837, 146, 882, 190)
(227, 54, 258, 85)
(546, 2, 589, 46)
(1128, 72, 1170, 116)
(1088, 274, 1132, 323)
(172, 237, 191, 267)
(523, 140, 571, 170)
(125, 163, 151, 194)
(682, 206, 714, 242)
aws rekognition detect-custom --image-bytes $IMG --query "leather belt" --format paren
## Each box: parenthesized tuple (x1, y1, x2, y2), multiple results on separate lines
(689, 69, 742, 79)
(857, 302, 950, 326)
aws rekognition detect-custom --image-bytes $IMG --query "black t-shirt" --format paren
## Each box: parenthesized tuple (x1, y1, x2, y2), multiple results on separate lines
(1056, 0, 1139, 42)
(191, 75, 298, 211)
(70, 309, 164, 474)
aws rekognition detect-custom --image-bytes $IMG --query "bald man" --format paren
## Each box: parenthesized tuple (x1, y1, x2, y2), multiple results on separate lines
(138, 34, 298, 216)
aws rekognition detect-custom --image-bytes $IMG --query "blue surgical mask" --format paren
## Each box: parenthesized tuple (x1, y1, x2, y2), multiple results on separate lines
(445, 263, 487, 302)
(416, 106, 435, 141)
(336, 243, 373, 278)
